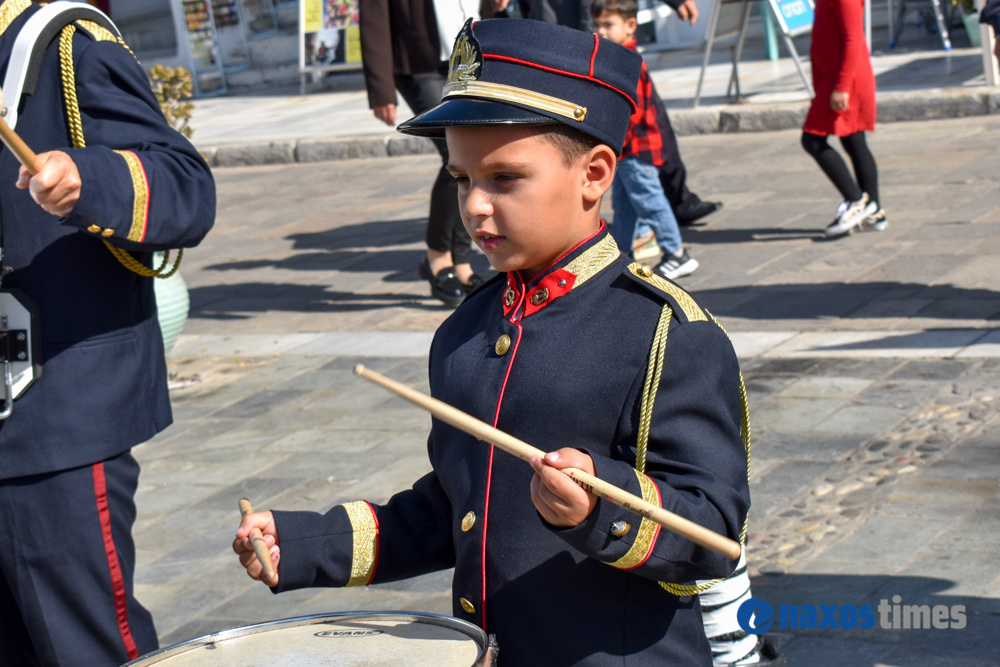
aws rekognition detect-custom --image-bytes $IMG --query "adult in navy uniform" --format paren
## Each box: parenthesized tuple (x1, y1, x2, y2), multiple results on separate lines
(237, 19, 748, 666)
(0, 1, 215, 665)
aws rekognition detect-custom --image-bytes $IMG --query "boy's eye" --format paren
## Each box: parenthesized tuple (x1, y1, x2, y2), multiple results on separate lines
(496, 174, 518, 183)
(451, 175, 469, 186)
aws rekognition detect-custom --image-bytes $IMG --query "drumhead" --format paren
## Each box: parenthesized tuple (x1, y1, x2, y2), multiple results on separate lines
(125, 612, 489, 667)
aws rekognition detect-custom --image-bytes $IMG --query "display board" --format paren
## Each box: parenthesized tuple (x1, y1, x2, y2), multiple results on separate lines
(299, 0, 362, 74)
(766, 0, 814, 36)
(180, 0, 227, 95)
(211, 0, 251, 71)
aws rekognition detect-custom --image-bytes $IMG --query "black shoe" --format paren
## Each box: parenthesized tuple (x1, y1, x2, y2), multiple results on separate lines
(754, 637, 786, 666)
(654, 248, 699, 279)
(677, 200, 722, 226)
(419, 257, 465, 308)
(461, 273, 485, 295)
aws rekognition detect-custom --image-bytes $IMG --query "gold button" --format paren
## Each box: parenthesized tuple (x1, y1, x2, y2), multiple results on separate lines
(495, 334, 511, 356)
(461, 511, 476, 532)
(101, 228, 114, 237)
(637, 264, 653, 278)
(87, 225, 101, 234)
(573, 106, 587, 121)
(529, 288, 549, 306)
(460, 597, 476, 614)
(610, 520, 631, 537)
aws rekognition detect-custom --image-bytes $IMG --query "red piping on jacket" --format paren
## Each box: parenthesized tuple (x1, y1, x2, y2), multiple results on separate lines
(622, 476, 663, 570)
(481, 54, 637, 113)
(365, 501, 381, 585)
(481, 276, 526, 629)
(92, 463, 140, 660)
(589, 34, 599, 77)
(523, 221, 607, 289)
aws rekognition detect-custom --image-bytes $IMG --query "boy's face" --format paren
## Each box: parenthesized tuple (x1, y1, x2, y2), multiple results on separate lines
(445, 125, 614, 281)
(594, 11, 637, 45)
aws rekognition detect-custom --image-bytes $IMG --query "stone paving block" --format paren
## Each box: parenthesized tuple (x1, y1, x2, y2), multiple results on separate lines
(257, 451, 398, 480)
(325, 408, 431, 431)
(919, 440, 1000, 482)
(212, 389, 312, 419)
(752, 433, 863, 461)
(822, 517, 951, 565)
(135, 482, 222, 516)
(751, 461, 834, 496)
(190, 476, 305, 511)
(320, 356, 408, 372)
(853, 382, 942, 409)
(266, 428, 396, 453)
(814, 405, 910, 434)
(778, 376, 874, 399)
(215, 141, 296, 166)
(781, 636, 895, 667)
(754, 399, 845, 433)
(895, 548, 998, 596)
(274, 368, 360, 391)
(810, 358, 903, 379)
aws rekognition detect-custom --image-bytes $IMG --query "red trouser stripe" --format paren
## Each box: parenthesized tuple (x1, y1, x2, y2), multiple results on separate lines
(92, 462, 139, 660)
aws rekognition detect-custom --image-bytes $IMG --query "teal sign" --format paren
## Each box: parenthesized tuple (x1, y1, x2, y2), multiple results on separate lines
(768, 0, 814, 36)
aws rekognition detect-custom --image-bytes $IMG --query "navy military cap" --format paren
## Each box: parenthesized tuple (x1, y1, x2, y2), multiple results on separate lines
(397, 19, 643, 155)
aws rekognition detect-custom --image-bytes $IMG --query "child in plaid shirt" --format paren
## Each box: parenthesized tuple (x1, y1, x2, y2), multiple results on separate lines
(593, 0, 699, 279)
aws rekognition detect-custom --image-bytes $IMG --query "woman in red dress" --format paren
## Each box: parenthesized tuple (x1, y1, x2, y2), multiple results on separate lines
(802, 0, 885, 237)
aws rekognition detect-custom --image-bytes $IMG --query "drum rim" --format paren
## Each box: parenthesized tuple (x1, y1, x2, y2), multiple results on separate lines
(123, 610, 490, 666)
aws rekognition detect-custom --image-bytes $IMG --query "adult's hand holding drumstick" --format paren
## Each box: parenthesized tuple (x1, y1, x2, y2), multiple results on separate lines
(234, 499, 280, 587)
(354, 364, 742, 561)
(0, 86, 82, 217)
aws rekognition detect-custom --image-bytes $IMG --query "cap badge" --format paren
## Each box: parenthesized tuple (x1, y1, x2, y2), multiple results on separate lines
(447, 21, 482, 85)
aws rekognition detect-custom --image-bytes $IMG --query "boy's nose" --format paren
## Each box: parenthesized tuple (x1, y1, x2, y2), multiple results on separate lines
(463, 186, 494, 218)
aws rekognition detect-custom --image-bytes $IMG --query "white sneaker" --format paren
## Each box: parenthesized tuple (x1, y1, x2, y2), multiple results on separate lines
(824, 193, 878, 237)
(861, 208, 888, 232)
(655, 248, 699, 279)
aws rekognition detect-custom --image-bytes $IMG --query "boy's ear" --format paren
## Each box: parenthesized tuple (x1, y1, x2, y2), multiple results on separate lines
(626, 17, 638, 34)
(581, 144, 617, 205)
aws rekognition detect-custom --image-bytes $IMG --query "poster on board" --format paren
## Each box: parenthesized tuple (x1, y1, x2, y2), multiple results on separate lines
(299, 0, 362, 73)
(766, 0, 814, 36)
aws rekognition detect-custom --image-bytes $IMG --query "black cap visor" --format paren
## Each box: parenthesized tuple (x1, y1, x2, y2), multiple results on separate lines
(397, 98, 556, 138)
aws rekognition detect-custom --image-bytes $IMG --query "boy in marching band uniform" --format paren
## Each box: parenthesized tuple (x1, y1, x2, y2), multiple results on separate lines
(236, 19, 749, 666)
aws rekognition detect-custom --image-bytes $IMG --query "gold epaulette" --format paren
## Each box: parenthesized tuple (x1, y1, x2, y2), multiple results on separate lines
(624, 262, 707, 324)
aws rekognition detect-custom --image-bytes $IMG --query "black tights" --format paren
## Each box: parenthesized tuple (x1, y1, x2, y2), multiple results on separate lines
(801, 131, 879, 208)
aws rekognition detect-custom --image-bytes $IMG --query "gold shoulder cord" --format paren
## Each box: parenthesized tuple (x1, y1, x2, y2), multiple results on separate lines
(59, 24, 182, 278)
(634, 304, 752, 597)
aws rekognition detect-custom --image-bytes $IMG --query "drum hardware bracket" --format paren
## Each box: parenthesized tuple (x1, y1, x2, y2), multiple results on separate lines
(0, 290, 43, 420)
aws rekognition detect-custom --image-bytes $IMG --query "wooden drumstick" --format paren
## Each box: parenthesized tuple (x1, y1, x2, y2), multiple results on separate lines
(238, 498, 277, 582)
(0, 117, 41, 176)
(354, 365, 742, 561)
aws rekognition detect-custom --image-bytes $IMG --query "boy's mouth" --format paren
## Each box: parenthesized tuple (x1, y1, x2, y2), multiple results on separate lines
(478, 233, 505, 251)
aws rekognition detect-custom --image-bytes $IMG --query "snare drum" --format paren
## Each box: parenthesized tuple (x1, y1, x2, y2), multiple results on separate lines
(124, 612, 498, 667)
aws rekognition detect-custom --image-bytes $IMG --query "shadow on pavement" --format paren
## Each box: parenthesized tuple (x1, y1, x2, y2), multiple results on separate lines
(693, 283, 1000, 322)
(751, 573, 998, 667)
(188, 283, 452, 317)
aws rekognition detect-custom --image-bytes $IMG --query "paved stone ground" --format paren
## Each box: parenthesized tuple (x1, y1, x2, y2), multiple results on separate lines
(134, 116, 1000, 662)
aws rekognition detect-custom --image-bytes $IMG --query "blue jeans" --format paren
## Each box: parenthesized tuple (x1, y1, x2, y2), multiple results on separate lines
(611, 156, 682, 255)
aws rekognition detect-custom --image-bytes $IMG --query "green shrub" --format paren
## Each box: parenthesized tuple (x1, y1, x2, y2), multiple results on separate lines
(149, 64, 194, 138)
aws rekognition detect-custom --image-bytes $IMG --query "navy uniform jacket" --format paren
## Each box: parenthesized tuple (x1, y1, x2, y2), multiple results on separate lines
(272, 227, 751, 666)
(0, 2, 215, 479)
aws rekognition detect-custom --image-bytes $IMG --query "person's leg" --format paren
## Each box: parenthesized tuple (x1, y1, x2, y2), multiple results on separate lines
(0, 453, 157, 667)
(839, 131, 879, 207)
(610, 164, 639, 255)
(616, 157, 683, 255)
(0, 518, 41, 666)
(800, 131, 863, 202)
(396, 71, 468, 304)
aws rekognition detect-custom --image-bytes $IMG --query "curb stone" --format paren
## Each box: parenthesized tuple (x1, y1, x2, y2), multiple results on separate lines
(198, 86, 1000, 167)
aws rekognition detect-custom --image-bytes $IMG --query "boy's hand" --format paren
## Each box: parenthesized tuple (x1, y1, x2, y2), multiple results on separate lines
(233, 511, 281, 587)
(373, 103, 397, 126)
(16, 151, 81, 217)
(529, 448, 599, 528)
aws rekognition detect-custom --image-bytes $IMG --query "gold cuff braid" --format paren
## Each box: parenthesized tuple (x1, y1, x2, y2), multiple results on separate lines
(606, 470, 660, 570)
(342, 501, 379, 587)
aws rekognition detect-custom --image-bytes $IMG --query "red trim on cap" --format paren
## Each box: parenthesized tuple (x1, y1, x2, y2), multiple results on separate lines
(481, 54, 637, 113)
(589, 34, 599, 77)
(92, 463, 140, 661)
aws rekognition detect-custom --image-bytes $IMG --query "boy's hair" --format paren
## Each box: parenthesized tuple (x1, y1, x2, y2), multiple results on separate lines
(590, 0, 638, 21)
(534, 124, 603, 165)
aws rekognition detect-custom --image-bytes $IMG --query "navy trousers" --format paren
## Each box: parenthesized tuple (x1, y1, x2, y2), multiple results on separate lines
(0, 452, 158, 666)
